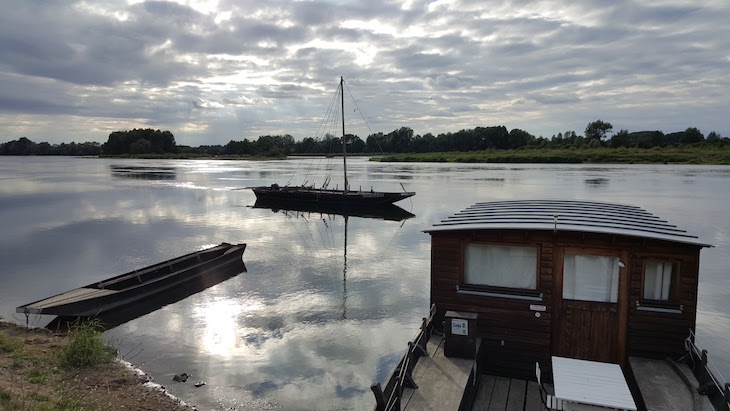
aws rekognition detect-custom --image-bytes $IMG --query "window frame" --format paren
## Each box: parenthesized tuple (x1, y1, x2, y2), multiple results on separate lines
(640, 258, 681, 306)
(459, 240, 541, 299)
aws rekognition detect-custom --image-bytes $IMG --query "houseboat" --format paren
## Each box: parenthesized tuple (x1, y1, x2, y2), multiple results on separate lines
(372, 200, 729, 411)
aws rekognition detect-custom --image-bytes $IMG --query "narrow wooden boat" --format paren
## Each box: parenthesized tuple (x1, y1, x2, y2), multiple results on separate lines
(16, 243, 246, 317)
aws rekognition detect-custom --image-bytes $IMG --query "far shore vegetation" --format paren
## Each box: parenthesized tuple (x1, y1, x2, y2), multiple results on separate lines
(2, 120, 729, 164)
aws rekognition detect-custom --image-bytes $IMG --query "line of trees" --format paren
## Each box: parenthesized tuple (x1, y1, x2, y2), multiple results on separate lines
(0, 137, 102, 156)
(2, 122, 728, 157)
(216, 122, 728, 156)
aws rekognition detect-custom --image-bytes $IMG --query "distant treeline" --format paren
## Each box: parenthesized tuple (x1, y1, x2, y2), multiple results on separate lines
(2, 121, 728, 157)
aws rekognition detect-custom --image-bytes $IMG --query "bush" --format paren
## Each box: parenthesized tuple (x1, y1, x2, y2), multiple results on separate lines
(60, 320, 115, 368)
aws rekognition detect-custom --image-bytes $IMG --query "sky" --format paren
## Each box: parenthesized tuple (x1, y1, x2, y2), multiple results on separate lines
(1, 0, 729, 147)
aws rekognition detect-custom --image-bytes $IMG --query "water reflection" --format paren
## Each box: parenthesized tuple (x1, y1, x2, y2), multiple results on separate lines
(585, 177, 610, 186)
(110, 165, 177, 180)
(1, 157, 729, 409)
(252, 199, 415, 222)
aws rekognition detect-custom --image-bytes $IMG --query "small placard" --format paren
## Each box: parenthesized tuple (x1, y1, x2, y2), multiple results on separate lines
(530, 304, 546, 312)
(451, 319, 469, 336)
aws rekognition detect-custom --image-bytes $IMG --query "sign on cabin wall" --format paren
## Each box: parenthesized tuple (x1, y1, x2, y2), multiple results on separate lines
(451, 319, 469, 335)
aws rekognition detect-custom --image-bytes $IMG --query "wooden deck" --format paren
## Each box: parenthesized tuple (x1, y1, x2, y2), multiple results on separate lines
(472, 375, 548, 411)
(399, 333, 550, 411)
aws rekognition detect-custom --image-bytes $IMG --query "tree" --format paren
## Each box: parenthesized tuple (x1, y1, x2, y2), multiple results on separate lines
(130, 138, 152, 154)
(681, 127, 704, 144)
(609, 129, 630, 148)
(508, 128, 534, 149)
(585, 120, 613, 142)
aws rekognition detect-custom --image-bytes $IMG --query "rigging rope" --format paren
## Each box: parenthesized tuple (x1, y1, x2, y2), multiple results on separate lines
(343, 80, 413, 196)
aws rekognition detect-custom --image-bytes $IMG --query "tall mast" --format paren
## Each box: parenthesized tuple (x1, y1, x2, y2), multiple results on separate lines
(341, 76, 348, 193)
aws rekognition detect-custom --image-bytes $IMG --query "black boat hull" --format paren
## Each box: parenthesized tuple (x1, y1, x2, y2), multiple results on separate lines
(17, 243, 246, 317)
(252, 186, 415, 206)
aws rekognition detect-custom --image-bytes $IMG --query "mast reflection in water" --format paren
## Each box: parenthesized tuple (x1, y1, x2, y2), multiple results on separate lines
(253, 199, 415, 321)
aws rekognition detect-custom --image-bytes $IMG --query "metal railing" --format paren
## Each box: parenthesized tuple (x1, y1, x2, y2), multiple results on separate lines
(685, 329, 730, 411)
(371, 303, 437, 411)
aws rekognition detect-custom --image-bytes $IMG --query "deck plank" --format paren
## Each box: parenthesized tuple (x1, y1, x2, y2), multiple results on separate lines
(505, 378, 527, 411)
(403, 334, 474, 411)
(472, 375, 496, 411)
(524, 380, 545, 411)
(488, 376, 511, 411)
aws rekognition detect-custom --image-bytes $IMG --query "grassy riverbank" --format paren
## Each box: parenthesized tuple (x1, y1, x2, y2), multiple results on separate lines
(373, 146, 730, 164)
(0, 320, 189, 411)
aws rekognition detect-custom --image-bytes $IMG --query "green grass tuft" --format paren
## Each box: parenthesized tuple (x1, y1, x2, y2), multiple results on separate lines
(60, 319, 115, 368)
(28, 369, 48, 384)
(0, 332, 20, 353)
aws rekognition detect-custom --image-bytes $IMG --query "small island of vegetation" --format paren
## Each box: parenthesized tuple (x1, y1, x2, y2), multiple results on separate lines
(1, 120, 729, 164)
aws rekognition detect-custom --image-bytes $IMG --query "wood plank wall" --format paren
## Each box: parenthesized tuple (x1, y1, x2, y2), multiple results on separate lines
(429, 230, 702, 379)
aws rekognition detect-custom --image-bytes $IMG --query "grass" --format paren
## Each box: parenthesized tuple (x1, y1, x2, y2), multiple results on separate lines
(59, 320, 115, 369)
(0, 321, 124, 411)
(374, 145, 730, 164)
(0, 334, 19, 354)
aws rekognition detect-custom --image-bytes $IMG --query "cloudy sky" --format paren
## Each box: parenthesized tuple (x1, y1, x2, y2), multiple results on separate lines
(1, 0, 729, 146)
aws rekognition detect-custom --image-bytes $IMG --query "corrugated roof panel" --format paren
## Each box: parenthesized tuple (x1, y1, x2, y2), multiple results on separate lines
(426, 200, 711, 247)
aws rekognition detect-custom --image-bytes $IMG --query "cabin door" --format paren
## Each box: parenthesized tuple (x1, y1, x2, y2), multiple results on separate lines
(554, 247, 628, 364)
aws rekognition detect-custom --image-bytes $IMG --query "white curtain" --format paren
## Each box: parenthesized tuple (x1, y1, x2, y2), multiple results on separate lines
(465, 243, 537, 289)
(644, 261, 673, 300)
(563, 254, 619, 302)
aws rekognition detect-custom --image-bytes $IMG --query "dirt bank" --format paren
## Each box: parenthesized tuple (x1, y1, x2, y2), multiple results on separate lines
(0, 320, 192, 410)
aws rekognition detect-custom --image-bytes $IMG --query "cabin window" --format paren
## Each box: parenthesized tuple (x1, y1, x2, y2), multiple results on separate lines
(464, 243, 537, 290)
(643, 260, 679, 301)
(563, 253, 620, 303)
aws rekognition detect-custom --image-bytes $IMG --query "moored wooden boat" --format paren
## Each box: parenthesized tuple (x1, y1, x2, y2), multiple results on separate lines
(16, 243, 246, 317)
(372, 200, 729, 410)
(250, 77, 415, 207)
(251, 185, 415, 206)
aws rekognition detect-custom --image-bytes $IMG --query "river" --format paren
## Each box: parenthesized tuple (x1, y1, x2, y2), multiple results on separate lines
(0, 156, 728, 410)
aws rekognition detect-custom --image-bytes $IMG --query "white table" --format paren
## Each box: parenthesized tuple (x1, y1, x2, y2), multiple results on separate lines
(551, 356, 637, 411)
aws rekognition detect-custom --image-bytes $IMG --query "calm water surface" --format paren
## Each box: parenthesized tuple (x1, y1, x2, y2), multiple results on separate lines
(0, 157, 728, 410)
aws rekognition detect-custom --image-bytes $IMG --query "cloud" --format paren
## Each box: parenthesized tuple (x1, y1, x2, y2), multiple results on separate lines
(193, 98, 225, 109)
(0, 0, 728, 146)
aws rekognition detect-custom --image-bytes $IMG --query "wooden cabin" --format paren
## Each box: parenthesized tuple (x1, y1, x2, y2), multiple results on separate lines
(425, 200, 711, 380)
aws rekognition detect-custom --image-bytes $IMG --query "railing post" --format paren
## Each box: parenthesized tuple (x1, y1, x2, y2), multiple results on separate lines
(371, 383, 386, 411)
(699, 350, 710, 386)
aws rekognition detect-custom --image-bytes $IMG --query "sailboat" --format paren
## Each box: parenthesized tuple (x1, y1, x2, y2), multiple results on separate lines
(251, 77, 416, 206)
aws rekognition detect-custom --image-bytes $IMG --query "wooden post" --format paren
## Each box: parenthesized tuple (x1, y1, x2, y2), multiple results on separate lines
(700, 350, 710, 386)
(371, 383, 386, 410)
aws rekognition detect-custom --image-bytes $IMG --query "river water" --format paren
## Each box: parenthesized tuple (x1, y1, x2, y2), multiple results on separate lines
(0, 156, 728, 410)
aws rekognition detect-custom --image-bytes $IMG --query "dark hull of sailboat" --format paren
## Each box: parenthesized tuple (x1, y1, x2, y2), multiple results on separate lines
(251, 186, 415, 206)
(253, 199, 415, 221)
(17, 243, 246, 317)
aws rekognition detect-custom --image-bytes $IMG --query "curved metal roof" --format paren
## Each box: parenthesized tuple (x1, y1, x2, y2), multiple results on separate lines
(426, 200, 711, 247)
